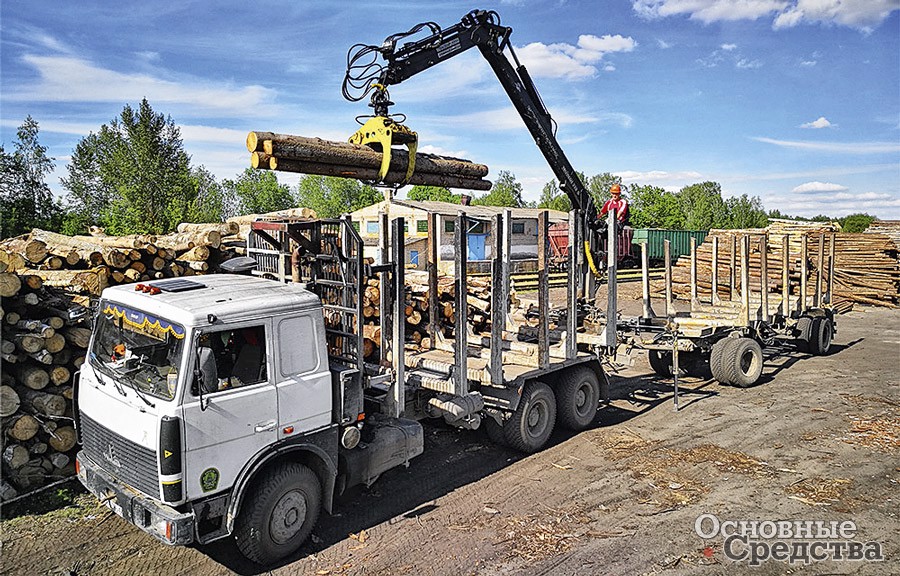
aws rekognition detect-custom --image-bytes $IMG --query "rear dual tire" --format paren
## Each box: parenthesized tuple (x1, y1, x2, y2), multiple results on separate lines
(796, 316, 833, 355)
(710, 337, 763, 388)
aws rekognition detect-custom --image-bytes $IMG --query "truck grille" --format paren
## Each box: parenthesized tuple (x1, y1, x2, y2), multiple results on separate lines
(80, 414, 159, 498)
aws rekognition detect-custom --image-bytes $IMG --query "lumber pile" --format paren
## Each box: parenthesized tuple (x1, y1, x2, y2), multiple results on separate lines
(657, 223, 900, 311)
(865, 220, 900, 255)
(1, 280, 89, 500)
(247, 132, 492, 191)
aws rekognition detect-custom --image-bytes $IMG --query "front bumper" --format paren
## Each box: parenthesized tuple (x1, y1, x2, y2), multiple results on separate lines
(76, 451, 194, 546)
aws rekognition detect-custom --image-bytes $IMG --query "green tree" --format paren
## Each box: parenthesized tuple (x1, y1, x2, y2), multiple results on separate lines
(628, 184, 683, 229)
(678, 181, 727, 230)
(295, 175, 380, 218)
(725, 194, 768, 229)
(474, 170, 525, 207)
(537, 179, 572, 212)
(0, 117, 64, 237)
(223, 168, 294, 216)
(406, 185, 460, 203)
(839, 212, 876, 233)
(187, 166, 229, 222)
(62, 99, 195, 234)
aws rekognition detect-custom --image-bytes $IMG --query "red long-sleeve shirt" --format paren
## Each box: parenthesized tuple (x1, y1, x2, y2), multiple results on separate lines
(599, 197, 629, 223)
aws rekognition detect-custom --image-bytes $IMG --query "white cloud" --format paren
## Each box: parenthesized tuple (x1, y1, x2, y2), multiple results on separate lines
(514, 34, 637, 79)
(773, 0, 899, 32)
(442, 107, 611, 131)
(721, 43, 738, 51)
(634, 0, 789, 23)
(633, 0, 898, 31)
(617, 169, 705, 184)
(6, 54, 279, 117)
(792, 181, 849, 193)
(736, 58, 763, 69)
(657, 39, 673, 49)
(753, 137, 900, 154)
(800, 116, 833, 129)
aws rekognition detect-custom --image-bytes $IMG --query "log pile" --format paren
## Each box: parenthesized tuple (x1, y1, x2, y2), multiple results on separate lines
(356, 271, 519, 360)
(0, 225, 247, 297)
(247, 132, 492, 191)
(657, 223, 900, 311)
(864, 220, 900, 256)
(1, 279, 89, 500)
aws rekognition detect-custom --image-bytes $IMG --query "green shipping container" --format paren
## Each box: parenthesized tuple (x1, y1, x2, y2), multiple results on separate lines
(631, 229, 709, 261)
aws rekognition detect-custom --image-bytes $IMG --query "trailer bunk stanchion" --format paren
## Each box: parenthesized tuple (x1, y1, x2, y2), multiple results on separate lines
(782, 234, 790, 317)
(389, 217, 405, 417)
(711, 236, 720, 305)
(690, 237, 698, 309)
(729, 234, 737, 302)
(427, 212, 440, 344)
(490, 213, 504, 384)
(641, 242, 654, 320)
(739, 234, 750, 327)
(605, 210, 617, 349)
(664, 239, 673, 317)
(760, 235, 769, 323)
(816, 233, 825, 308)
(827, 233, 835, 305)
(566, 209, 578, 359)
(801, 235, 809, 313)
(538, 211, 550, 369)
(454, 211, 468, 396)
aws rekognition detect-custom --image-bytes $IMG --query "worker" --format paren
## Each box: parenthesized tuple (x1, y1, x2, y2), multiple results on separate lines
(599, 183, 629, 228)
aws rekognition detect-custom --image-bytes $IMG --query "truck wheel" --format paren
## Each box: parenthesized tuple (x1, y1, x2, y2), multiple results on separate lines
(795, 316, 813, 352)
(806, 317, 833, 356)
(724, 338, 763, 388)
(710, 338, 736, 385)
(235, 462, 321, 565)
(556, 367, 600, 431)
(647, 350, 672, 377)
(504, 381, 556, 453)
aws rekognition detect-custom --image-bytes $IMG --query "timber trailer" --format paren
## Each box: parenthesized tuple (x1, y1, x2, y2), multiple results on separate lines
(74, 10, 621, 565)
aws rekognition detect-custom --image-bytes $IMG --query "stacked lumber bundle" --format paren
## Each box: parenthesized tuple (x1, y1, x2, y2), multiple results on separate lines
(0, 225, 247, 296)
(657, 224, 900, 311)
(1, 280, 89, 501)
(247, 131, 492, 191)
(865, 220, 900, 255)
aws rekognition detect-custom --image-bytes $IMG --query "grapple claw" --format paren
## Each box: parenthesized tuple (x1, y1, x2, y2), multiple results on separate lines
(349, 116, 418, 184)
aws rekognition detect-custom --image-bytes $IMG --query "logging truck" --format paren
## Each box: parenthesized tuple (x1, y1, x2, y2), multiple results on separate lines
(75, 10, 619, 565)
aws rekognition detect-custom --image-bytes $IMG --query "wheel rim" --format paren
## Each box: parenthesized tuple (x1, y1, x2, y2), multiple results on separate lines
(526, 399, 549, 438)
(269, 489, 308, 545)
(574, 382, 592, 416)
(739, 350, 754, 375)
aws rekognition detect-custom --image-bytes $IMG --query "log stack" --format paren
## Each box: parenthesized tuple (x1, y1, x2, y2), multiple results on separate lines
(1, 278, 88, 500)
(656, 223, 900, 311)
(247, 132, 492, 191)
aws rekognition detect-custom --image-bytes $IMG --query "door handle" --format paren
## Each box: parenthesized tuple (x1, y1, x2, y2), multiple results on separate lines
(254, 420, 276, 433)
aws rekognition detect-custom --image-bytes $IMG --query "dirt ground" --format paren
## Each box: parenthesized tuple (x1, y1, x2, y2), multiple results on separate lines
(2, 294, 898, 576)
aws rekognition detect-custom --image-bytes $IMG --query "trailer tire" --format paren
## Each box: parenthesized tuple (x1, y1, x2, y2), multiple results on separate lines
(504, 381, 556, 453)
(234, 462, 321, 565)
(724, 338, 764, 388)
(801, 317, 833, 356)
(648, 350, 672, 377)
(556, 367, 600, 431)
(710, 338, 736, 385)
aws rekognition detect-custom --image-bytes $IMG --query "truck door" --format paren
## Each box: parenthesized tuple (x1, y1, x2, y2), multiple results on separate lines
(273, 314, 332, 435)
(181, 323, 277, 499)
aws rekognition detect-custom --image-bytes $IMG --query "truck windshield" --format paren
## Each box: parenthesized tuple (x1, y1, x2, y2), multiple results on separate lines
(89, 300, 186, 401)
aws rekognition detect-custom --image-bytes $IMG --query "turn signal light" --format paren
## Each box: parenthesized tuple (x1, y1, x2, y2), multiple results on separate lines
(135, 284, 145, 291)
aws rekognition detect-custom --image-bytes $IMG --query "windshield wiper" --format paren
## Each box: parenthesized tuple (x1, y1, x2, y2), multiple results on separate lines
(121, 370, 156, 409)
(90, 354, 128, 397)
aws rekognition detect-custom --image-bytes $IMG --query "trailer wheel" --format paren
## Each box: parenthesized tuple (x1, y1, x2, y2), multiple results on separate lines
(799, 316, 833, 355)
(504, 381, 556, 453)
(724, 338, 764, 388)
(648, 350, 672, 377)
(234, 462, 321, 565)
(710, 338, 736, 385)
(556, 367, 600, 431)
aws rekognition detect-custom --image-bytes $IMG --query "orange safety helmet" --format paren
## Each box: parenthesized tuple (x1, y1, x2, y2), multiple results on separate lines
(610, 183, 621, 196)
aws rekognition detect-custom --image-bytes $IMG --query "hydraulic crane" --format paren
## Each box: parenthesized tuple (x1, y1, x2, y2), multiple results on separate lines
(342, 9, 605, 278)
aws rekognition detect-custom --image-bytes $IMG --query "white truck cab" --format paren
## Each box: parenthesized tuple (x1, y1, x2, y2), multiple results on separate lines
(76, 274, 423, 563)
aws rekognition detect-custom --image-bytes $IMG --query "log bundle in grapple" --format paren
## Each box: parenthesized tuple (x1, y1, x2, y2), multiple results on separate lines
(246, 131, 493, 190)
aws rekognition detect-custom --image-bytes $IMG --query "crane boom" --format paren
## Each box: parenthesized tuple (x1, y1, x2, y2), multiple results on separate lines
(343, 9, 600, 234)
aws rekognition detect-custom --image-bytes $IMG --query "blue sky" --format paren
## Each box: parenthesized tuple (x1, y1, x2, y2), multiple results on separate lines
(2, 0, 898, 219)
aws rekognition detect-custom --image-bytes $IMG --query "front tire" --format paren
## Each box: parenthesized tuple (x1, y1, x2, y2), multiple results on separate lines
(556, 367, 600, 431)
(235, 462, 321, 565)
(710, 338, 736, 385)
(504, 381, 557, 453)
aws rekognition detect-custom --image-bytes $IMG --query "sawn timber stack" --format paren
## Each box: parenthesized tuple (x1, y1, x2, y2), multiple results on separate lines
(247, 131, 492, 190)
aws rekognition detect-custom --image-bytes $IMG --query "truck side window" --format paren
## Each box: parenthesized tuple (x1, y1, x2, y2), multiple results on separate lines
(278, 316, 319, 377)
(195, 325, 267, 394)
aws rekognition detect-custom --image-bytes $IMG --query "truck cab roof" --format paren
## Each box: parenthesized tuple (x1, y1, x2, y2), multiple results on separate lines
(100, 274, 322, 328)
